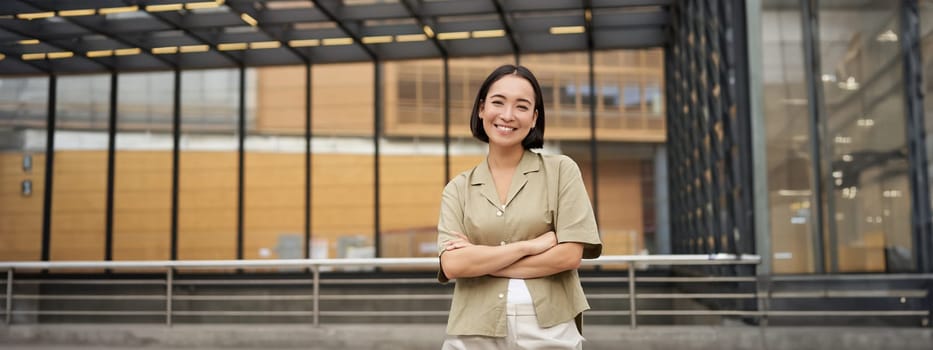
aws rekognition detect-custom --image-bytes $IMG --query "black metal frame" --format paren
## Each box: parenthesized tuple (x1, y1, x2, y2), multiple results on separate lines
(900, 0, 933, 273)
(170, 69, 181, 261)
(799, 0, 828, 274)
(374, 60, 383, 257)
(104, 72, 117, 261)
(304, 63, 313, 259)
(40, 75, 56, 261)
(236, 65, 246, 260)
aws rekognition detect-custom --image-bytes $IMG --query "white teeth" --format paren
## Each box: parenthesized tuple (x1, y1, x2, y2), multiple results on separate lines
(495, 125, 516, 132)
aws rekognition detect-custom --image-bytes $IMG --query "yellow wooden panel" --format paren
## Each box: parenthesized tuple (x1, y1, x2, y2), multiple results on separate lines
(0, 152, 45, 260)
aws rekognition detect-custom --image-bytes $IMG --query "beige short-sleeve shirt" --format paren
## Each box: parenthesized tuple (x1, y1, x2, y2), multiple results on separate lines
(437, 150, 602, 337)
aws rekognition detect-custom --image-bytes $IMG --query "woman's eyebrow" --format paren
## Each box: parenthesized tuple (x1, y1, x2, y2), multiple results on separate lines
(489, 93, 533, 105)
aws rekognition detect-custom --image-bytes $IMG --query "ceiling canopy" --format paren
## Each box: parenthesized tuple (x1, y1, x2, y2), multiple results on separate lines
(0, 0, 670, 75)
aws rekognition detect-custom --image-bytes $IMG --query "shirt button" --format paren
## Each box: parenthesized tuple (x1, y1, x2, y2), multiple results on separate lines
(500, 241, 506, 246)
(498, 293, 504, 299)
(496, 210, 503, 217)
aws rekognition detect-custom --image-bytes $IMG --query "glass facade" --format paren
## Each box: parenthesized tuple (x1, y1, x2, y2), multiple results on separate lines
(762, 4, 819, 273)
(0, 76, 47, 261)
(1, 0, 929, 276)
(311, 63, 376, 260)
(762, 0, 928, 273)
(175, 69, 239, 261)
(0, 50, 666, 264)
(113, 72, 173, 261)
(50, 75, 109, 261)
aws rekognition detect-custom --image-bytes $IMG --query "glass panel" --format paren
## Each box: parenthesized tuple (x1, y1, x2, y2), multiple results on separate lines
(819, 0, 913, 272)
(448, 55, 514, 178)
(595, 49, 665, 141)
(524, 52, 590, 138)
(178, 69, 239, 260)
(594, 49, 665, 267)
(113, 72, 173, 261)
(312, 63, 375, 261)
(0, 76, 48, 260)
(761, 2, 817, 273)
(244, 66, 306, 260)
(50, 75, 109, 261)
(380, 60, 445, 259)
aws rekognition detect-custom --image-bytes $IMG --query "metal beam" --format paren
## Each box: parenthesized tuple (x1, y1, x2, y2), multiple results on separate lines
(398, 0, 448, 57)
(136, 1, 242, 66)
(224, 2, 310, 63)
(0, 20, 111, 72)
(0, 46, 51, 74)
(490, 0, 520, 63)
(308, 0, 379, 61)
(13, 0, 174, 70)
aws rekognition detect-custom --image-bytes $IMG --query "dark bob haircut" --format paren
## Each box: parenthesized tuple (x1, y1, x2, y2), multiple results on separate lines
(470, 64, 545, 149)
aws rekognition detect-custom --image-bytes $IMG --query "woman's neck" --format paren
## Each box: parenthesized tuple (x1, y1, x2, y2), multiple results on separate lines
(487, 145, 525, 170)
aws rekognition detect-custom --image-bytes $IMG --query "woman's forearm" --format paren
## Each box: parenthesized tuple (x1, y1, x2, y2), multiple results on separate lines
(440, 242, 534, 279)
(490, 242, 583, 279)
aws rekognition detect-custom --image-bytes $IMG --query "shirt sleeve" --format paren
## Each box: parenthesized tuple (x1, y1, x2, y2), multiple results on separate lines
(436, 176, 466, 283)
(554, 156, 603, 259)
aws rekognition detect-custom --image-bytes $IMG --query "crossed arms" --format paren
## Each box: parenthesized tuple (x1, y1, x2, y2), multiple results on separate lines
(439, 231, 583, 280)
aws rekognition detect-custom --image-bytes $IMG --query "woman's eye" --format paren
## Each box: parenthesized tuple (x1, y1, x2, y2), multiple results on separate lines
(491, 101, 504, 105)
(517, 106, 529, 111)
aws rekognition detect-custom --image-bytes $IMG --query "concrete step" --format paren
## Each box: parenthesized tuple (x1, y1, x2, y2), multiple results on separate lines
(2, 324, 931, 350)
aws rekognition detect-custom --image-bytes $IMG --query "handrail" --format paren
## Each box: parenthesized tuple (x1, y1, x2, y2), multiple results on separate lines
(0, 254, 760, 328)
(0, 254, 761, 270)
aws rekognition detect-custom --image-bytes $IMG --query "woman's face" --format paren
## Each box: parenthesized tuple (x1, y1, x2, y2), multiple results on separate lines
(479, 74, 538, 149)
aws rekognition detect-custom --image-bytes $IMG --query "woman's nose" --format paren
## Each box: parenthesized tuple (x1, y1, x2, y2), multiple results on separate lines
(500, 107, 516, 121)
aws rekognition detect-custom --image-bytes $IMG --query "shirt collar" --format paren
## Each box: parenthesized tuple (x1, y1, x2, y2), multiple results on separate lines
(470, 150, 541, 186)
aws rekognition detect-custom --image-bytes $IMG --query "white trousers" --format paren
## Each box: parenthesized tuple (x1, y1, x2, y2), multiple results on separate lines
(441, 304, 584, 350)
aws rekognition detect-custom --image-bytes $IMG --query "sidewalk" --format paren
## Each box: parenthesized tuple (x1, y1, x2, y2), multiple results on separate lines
(2, 324, 931, 350)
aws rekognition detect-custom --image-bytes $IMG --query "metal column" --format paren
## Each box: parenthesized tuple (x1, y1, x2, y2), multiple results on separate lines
(104, 72, 117, 262)
(900, 0, 933, 273)
(41, 75, 56, 261)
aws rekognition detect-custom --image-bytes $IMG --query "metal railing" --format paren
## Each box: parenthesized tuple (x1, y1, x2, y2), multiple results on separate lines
(0, 254, 929, 328)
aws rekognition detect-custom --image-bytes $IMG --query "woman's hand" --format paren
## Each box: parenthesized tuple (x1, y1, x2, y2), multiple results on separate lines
(444, 232, 475, 251)
(524, 231, 557, 255)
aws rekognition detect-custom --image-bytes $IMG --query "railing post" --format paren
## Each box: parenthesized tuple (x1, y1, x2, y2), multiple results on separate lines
(5, 269, 12, 325)
(756, 273, 770, 327)
(312, 264, 320, 327)
(628, 261, 637, 329)
(165, 268, 173, 326)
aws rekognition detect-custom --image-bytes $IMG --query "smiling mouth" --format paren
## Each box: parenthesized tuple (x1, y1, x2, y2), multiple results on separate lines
(494, 124, 516, 132)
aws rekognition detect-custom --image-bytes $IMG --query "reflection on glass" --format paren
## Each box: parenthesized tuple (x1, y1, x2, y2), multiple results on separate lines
(448, 56, 514, 177)
(113, 72, 173, 261)
(381, 60, 445, 259)
(594, 49, 665, 141)
(178, 69, 239, 260)
(0, 77, 48, 260)
(761, 3, 817, 273)
(245, 66, 306, 260)
(311, 63, 375, 260)
(50, 75, 109, 261)
(819, 0, 913, 272)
